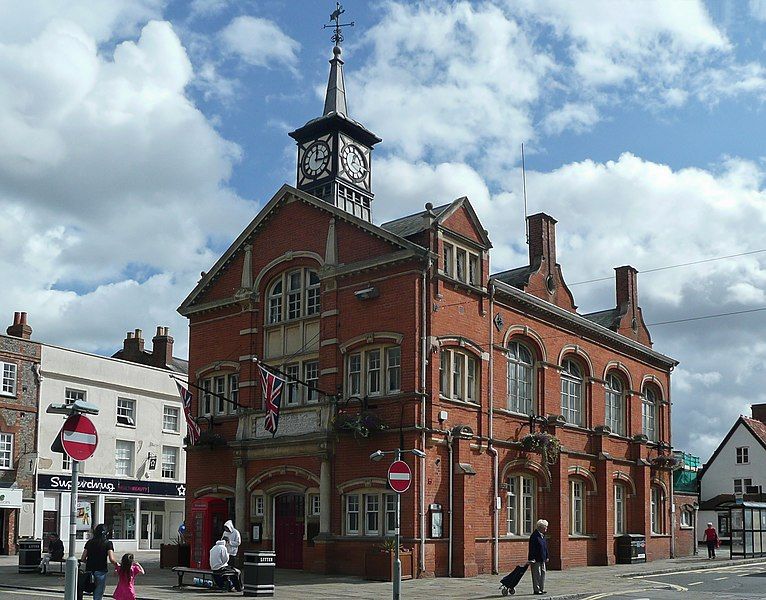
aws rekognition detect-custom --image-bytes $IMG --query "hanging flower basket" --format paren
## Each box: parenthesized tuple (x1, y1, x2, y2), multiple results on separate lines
(651, 455, 679, 469)
(520, 432, 561, 465)
(333, 410, 388, 438)
(195, 431, 228, 449)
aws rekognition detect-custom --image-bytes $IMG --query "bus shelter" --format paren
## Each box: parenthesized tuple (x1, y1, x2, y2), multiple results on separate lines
(727, 501, 766, 558)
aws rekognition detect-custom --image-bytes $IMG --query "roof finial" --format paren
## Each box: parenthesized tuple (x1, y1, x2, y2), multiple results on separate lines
(323, 2, 355, 47)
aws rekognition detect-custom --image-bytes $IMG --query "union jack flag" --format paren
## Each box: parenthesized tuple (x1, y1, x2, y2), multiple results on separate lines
(176, 381, 201, 446)
(258, 363, 285, 436)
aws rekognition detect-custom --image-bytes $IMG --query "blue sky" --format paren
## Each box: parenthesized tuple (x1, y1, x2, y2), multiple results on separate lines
(2, 0, 766, 459)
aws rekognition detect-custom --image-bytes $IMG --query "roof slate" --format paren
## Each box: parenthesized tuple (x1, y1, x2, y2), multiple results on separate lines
(492, 266, 534, 289)
(380, 203, 450, 238)
(583, 308, 621, 329)
(743, 417, 766, 446)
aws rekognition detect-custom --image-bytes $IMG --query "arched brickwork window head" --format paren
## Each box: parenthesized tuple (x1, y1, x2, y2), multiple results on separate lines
(560, 358, 584, 427)
(642, 384, 661, 442)
(569, 476, 588, 535)
(506, 472, 537, 535)
(605, 372, 626, 436)
(266, 268, 321, 325)
(614, 482, 627, 535)
(506, 341, 534, 415)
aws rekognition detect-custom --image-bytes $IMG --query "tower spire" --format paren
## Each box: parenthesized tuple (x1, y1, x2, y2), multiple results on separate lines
(322, 3, 354, 117)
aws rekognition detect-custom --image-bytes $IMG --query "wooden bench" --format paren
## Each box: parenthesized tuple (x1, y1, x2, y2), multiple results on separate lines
(171, 566, 214, 588)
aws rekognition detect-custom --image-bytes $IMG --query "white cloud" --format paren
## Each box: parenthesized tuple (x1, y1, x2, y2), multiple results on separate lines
(220, 16, 300, 72)
(541, 102, 599, 135)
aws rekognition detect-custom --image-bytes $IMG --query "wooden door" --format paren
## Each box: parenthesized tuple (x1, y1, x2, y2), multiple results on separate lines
(274, 494, 304, 569)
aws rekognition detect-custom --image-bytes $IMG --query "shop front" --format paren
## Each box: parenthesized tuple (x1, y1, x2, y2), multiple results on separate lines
(0, 487, 23, 555)
(37, 474, 185, 552)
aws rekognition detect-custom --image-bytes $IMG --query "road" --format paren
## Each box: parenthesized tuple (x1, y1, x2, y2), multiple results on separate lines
(583, 560, 766, 599)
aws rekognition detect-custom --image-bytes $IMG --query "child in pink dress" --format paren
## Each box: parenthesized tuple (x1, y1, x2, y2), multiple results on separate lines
(113, 553, 144, 600)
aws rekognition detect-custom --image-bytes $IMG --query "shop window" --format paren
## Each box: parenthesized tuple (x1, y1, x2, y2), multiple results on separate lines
(346, 345, 402, 398)
(650, 486, 665, 534)
(507, 473, 535, 535)
(115, 440, 134, 477)
(1, 362, 17, 396)
(65, 388, 85, 405)
(605, 373, 625, 436)
(561, 359, 583, 426)
(344, 491, 398, 536)
(507, 342, 533, 414)
(642, 386, 659, 441)
(614, 483, 626, 535)
(163, 406, 180, 433)
(0, 433, 12, 469)
(736, 447, 749, 464)
(266, 268, 321, 325)
(440, 348, 479, 403)
(161, 446, 178, 479)
(104, 498, 136, 540)
(570, 479, 585, 535)
(117, 397, 136, 427)
(75, 498, 97, 539)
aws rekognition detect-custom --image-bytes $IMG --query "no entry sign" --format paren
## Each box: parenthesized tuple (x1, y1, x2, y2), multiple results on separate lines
(388, 460, 412, 494)
(61, 415, 98, 461)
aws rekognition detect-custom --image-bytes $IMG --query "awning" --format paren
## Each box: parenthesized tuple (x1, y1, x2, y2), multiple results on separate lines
(0, 488, 23, 509)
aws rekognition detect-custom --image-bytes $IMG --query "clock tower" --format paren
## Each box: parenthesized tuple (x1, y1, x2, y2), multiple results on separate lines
(289, 27, 381, 222)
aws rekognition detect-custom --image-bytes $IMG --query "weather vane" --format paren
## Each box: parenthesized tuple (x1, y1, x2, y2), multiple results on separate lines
(323, 2, 354, 46)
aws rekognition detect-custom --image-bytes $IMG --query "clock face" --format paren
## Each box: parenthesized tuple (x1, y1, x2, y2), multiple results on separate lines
(340, 144, 367, 182)
(301, 141, 331, 178)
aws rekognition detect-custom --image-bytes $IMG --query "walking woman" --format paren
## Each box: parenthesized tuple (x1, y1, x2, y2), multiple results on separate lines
(703, 522, 720, 559)
(79, 524, 118, 600)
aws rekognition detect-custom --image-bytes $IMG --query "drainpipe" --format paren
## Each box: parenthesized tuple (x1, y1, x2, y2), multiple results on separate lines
(419, 260, 431, 575)
(670, 462, 676, 558)
(448, 428, 454, 577)
(488, 282, 499, 574)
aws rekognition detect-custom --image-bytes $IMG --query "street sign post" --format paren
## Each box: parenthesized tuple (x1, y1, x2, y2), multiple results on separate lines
(61, 415, 98, 461)
(387, 460, 412, 494)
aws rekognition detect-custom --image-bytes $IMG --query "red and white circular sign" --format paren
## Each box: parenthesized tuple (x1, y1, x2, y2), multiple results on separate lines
(61, 415, 98, 461)
(388, 460, 412, 494)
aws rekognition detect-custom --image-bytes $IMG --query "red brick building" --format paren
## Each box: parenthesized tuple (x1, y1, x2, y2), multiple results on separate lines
(179, 43, 690, 576)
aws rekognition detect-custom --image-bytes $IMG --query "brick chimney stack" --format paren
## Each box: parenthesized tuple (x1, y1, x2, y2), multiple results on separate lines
(6, 312, 32, 339)
(527, 213, 557, 268)
(121, 328, 145, 361)
(151, 326, 174, 369)
(752, 403, 766, 424)
(616, 265, 639, 309)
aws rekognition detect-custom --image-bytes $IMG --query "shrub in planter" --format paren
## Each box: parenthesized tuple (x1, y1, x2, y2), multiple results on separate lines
(520, 432, 561, 465)
(364, 539, 413, 581)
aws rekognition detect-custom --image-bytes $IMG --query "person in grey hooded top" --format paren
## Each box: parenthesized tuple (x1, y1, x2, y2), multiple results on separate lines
(223, 520, 241, 566)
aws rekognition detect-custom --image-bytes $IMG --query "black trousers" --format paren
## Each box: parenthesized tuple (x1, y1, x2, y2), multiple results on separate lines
(706, 540, 716, 558)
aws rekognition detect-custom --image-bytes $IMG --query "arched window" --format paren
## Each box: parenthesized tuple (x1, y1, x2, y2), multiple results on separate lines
(650, 485, 665, 534)
(507, 342, 533, 414)
(506, 473, 536, 535)
(268, 279, 283, 324)
(265, 268, 321, 325)
(642, 386, 659, 441)
(560, 359, 583, 426)
(605, 373, 625, 435)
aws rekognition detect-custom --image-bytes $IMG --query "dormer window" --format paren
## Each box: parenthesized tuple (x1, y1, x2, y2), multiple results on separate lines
(442, 241, 480, 286)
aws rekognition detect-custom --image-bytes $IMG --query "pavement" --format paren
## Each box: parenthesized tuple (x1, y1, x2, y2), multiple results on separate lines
(0, 551, 764, 600)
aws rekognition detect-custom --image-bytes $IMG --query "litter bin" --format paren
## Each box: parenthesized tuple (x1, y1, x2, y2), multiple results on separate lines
(243, 551, 275, 597)
(616, 534, 646, 564)
(18, 538, 42, 573)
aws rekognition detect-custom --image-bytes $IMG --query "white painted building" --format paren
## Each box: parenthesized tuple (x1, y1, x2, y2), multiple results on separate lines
(698, 405, 766, 543)
(34, 342, 187, 552)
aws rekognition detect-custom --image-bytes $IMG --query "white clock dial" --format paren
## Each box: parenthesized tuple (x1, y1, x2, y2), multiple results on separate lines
(301, 141, 330, 178)
(340, 144, 367, 182)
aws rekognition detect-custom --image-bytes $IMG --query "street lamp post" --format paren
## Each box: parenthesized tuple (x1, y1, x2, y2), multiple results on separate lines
(370, 447, 426, 600)
(47, 400, 100, 600)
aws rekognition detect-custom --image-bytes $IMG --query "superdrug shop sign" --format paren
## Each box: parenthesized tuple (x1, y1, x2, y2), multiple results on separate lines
(38, 474, 185, 498)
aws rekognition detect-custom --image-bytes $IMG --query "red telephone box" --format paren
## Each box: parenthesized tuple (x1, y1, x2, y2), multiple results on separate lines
(189, 497, 228, 569)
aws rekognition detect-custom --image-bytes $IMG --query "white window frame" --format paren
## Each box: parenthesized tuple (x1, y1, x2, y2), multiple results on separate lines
(304, 361, 319, 403)
(65, 388, 85, 405)
(345, 494, 360, 535)
(570, 479, 585, 535)
(265, 268, 322, 325)
(62, 453, 71, 471)
(200, 372, 238, 415)
(163, 406, 180, 433)
(116, 397, 136, 427)
(442, 240, 480, 286)
(0, 433, 13, 469)
(680, 508, 692, 528)
(346, 345, 402, 398)
(284, 363, 300, 406)
(734, 478, 753, 494)
(642, 387, 658, 441)
(440, 348, 479, 404)
(561, 359, 583, 426)
(385, 494, 397, 535)
(736, 446, 749, 464)
(344, 490, 396, 536)
(650, 486, 664, 534)
(614, 483, 626, 535)
(506, 342, 534, 414)
(115, 440, 134, 477)
(253, 495, 264, 517)
(161, 446, 178, 479)
(1, 362, 17, 396)
(605, 374, 625, 435)
(506, 474, 536, 536)
(310, 494, 321, 516)
(364, 494, 380, 535)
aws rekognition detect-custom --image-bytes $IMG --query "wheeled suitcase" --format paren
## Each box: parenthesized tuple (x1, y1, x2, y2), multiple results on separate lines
(499, 564, 528, 596)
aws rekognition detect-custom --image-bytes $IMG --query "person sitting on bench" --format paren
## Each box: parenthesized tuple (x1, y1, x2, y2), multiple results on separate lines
(39, 533, 65, 574)
(209, 538, 241, 592)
